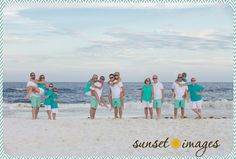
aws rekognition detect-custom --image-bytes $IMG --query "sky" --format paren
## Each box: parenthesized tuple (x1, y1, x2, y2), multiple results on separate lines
(3, 4, 233, 82)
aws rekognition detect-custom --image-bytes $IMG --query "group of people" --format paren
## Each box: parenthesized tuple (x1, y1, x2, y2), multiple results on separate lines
(84, 72, 125, 119)
(26, 72, 59, 120)
(85, 72, 205, 120)
(26, 71, 205, 120)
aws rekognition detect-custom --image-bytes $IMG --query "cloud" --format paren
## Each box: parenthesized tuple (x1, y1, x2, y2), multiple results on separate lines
(75, 29, 232, 58)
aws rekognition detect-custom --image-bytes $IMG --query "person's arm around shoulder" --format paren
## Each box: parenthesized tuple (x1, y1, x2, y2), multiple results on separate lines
(91, 80, 102, 89)
(175, 81, 189, 87)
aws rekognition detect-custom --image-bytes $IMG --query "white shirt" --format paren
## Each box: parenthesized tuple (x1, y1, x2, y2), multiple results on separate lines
(90, 82, 103, 99)
(26, 80, 39, 97)
(118, 81, 123, 88)
(110, 83, 122, 99)
(172, 82, 188, 100)
(153, 82, 164, 99)
(26, 80, 37, 87)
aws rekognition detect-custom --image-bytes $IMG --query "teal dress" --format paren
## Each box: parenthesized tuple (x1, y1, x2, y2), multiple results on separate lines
(142, 85, 152, 102)
(38, 83, 46, 90)
(51, 93, 58, 109)
(84, 81, 91, 93)
(44, 89, 53, 106)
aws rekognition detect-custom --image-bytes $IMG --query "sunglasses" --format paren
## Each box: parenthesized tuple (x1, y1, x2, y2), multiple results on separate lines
(30, 74, 35, 76)
(191, 80, 196, 81)
(153, 78, 158, 79)
(100, 78, 105, 80)
(109, 76, 114, 79)
(178, 77, 183, 78)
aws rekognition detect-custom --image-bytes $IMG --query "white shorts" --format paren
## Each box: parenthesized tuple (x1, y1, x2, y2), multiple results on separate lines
(190, 100, 202, 109)
(39, 88, 44, 96)
(85, 91, 91, 96)
(52, 108, 58, 113)
(142, 101, 152, 108)
(44, 105, 51, 111)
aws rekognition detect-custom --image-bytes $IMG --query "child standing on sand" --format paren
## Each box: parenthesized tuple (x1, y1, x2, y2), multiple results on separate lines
(51, 87, 59, 120)
(141, 78, 153, 119)
(44, 83, 54, 120)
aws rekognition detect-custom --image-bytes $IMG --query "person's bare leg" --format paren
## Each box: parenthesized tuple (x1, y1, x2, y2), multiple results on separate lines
(89, 108, 96, 119)
(35, 108, 39, 119)
(109, 95, 113, 111)
(157, 108, 161, 119)
(120, 92, 125, 112)
(52, 113, 56, 120)
(181, 108, 185, 118)
(114, 107, 118, 118)
(100, 97, 108, 108)
(25, 87, 40, 98)
(118, 108, 123, 119)
(198, 109, 202, 119)
(91, 90, 101, 105)
(174, 108, 178, 119)
(25, 87, 33, 98)
(32, 108, 36, 120)
(144, 108, 148, 119)
(89, 108, 93, 119)
(149, 108, 153, 119)
(47, 110, 52, 119)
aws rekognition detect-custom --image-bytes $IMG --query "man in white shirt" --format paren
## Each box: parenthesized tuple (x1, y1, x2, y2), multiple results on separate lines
(172, 74, 188, 119)
(26, 72, 40, 120)
(109, 80, 123, 119)
(152, 75, 164, 119)
(89, 76, 108, 119)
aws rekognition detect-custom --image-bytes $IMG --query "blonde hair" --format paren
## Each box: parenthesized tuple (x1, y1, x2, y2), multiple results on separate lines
(90, 74, 98, 82)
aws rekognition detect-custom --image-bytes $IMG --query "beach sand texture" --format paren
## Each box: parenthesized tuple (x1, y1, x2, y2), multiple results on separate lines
(4, 117, 233, 157)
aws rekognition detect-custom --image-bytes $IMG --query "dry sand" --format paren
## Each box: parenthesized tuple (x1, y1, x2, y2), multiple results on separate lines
(4, 117, 233, 157)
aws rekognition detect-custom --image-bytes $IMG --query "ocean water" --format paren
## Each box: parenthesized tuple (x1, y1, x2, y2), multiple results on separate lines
(3, 82, 233, 104)
(3, 82, 233, 118)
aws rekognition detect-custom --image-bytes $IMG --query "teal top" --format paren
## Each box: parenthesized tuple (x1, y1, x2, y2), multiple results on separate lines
(38, 83, 46, 89)
(44, 89, 53, 105)
(51, 93, 58, 108)
(142, 84, 152, 101)
(188, 84, 205, 101)
(182, 79, 187, 82)
(84, 81, 92, 93)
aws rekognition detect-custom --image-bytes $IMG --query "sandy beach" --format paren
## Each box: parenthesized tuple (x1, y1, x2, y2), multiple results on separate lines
(4, 115, 233, 157)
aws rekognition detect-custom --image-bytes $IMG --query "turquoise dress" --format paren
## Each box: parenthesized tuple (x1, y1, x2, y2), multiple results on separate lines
(38, 83, 46, 90)
(142, 85, 152, 102)
(84, 81, 91, 93)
